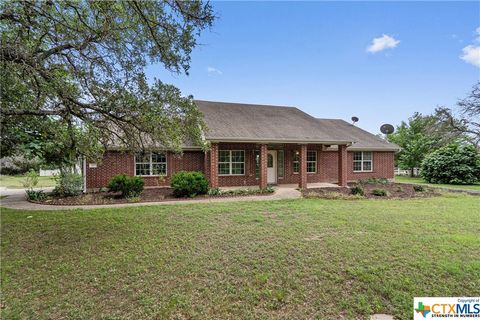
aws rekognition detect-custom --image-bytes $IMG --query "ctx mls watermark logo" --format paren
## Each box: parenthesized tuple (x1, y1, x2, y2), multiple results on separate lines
(413, 297, 480, 319)
(415, 301, 431, 317)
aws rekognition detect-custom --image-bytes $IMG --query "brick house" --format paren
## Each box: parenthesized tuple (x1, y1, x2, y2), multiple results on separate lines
(85, 100, 399, 190)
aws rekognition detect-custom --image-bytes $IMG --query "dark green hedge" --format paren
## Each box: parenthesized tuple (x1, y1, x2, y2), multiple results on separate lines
(421, 144, 480, 185)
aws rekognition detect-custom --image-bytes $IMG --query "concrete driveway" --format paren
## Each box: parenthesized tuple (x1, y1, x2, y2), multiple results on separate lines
(0, 185, 301, 211)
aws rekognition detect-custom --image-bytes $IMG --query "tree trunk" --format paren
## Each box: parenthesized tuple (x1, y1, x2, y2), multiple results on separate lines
(410, 168, 415, 177)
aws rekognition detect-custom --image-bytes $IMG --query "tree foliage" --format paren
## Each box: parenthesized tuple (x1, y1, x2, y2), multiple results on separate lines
(386, 112, 459, 176)
(433, 82, 480, 147)
(1, 0, 214, 164)
(421, 144, 480, 185)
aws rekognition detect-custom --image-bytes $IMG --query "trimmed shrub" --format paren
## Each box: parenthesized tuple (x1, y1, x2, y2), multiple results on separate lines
(171, 171, 208, 197)
(350, 185, 365, 196)
(54, 172, 83, 196)
(421, 144, 480, 185)
(26, 190, 47, 201)
(107, 174, 144, 198)
(371, 188, 388, 197)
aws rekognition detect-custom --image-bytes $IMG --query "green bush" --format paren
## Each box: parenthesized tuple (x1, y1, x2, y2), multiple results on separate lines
(171, 171, 208, 197)
(54, 172, 83, 196)
(207, 187, 221, 196)
(421, 144, 480, 185)
(126, 195, 141, 203)
(25, 190, 47, 201)
(260, 186, 275, 194)
(107, 174, 144, 198)
(350, 185, 365, 196)
(371, 188, 388, 196)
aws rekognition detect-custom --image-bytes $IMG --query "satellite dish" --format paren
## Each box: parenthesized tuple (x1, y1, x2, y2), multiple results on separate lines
(380, 123, 395, 134)
(351, 116, 359, 124)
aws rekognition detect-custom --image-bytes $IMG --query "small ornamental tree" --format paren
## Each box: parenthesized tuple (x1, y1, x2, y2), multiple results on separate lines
(421, 144, 480, 184)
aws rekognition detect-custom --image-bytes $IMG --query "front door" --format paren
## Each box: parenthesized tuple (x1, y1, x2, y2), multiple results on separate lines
(267, 150, 277, 184)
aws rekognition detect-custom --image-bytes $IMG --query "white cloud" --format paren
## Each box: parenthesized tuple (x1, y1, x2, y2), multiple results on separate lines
(366, 34, 400, 53)
(207, 66, 223, 75)
(459, 27, 480, 68)
(460, 45, 480, 68)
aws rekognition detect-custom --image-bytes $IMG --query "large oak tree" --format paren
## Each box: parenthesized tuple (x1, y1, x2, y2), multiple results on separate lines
(1, 0, 214, 166)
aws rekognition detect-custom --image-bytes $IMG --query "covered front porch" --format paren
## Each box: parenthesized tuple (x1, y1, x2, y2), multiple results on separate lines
(206, 142, 349, 189)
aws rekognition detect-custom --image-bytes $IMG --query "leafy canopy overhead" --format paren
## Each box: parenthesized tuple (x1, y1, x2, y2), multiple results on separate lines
(0, 0, 215, 164)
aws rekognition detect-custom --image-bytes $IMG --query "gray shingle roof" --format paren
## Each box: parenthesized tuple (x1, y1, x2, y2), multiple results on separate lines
(195, 100, 399, 151)
(315, 119, 400, 151)
(195, 100, 353, 144)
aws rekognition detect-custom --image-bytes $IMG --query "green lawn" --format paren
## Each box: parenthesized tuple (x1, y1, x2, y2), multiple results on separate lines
(2, 195, 479, 319)
(395, 175, 480, 191)
(0, 175, 56, 189)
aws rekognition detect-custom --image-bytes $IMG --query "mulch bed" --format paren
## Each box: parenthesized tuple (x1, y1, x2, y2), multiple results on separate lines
(33, 187, 273, 206)
(303, 182, 438, 199)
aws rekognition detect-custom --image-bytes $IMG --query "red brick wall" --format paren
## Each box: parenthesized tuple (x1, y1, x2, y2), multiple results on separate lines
(215, 143, 258, 187)
(86, 147, 395, 189)
(347, 151, 395, 181)
(86, 150, 204, 189)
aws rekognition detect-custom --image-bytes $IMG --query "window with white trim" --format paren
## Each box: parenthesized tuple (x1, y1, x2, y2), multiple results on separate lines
(219, 150, 245, 175)
(135, 152, 167, 176)
(307, 150, 317, 173)
(353, 151, 373, 172)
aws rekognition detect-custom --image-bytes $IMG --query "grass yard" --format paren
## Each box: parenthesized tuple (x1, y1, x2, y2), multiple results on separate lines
(395, 175, 480, 191)
(2, 195, 479, 319)
(0, 175, 56, 189)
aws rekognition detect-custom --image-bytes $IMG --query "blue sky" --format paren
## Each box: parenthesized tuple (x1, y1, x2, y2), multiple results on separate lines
(146, 1, 480, 134)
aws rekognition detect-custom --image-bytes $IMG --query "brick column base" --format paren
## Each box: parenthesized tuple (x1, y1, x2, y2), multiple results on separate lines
(259, 144, 268, 189)
(299, 144, 307, 189)
(338, 144, 347, 187)
(209, 143, 219, 188)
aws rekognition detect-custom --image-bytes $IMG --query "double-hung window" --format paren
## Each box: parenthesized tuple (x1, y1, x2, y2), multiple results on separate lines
(353, 151, 373, 172)
(135, 152, 167, 176)
(293, 150, 317, 173)
(307, 151, 317, 173)
(219, 150, 245, 175)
